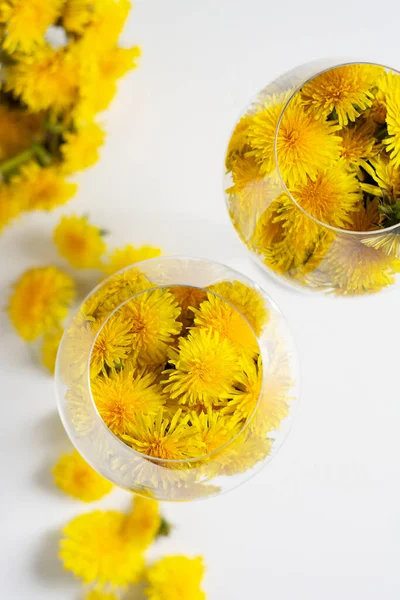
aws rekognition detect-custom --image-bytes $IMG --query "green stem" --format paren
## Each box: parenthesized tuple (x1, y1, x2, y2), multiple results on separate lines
(0, 143, 52, 176)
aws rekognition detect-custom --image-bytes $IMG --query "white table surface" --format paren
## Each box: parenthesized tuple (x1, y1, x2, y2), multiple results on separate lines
(1, 1, 400, 598)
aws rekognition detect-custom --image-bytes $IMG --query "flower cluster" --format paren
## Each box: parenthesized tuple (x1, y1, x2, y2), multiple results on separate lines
(0, 0, 139, 233)
(8, 212, 162, 373)
(61, 263, 293, 492)
(226, 63, 400, 295)
(52, 448, 205, 598)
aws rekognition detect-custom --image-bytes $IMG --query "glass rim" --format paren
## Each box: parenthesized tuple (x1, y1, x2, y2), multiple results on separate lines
(76, 256, 271, 465)
(274, 60, 400, 237)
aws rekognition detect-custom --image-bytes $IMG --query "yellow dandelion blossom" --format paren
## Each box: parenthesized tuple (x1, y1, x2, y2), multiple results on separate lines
(79, 0, 131, 53)
(162, 328, 239, 407)
(121, 288, 182, 366)
(0, 0, 64, 54)
(360, 154, 400, 202)
(276, 99, 342, 187)
(61, 123, 105, 174)
(339, 119, 378, 167)
(290, 160, 361, 229)
(91, 270, 153, 323)
(223, 354, 262, 420)
(8, 267, 75, 341)
(221, 432, 273, 476)
(208, 280, 268, 336)
(226, 155, 272, 241)
(124, 495, 161, 551)
(6, 46, 78, 113)
(10, 162, 77, 212)
(225, 114, 253, 170)
(251, 194, 334, 279)
(0, 106, 43, 162)
(301, 64, 384, 127)
(123, 408, 204, 460)
(60, 510, 144, 588)
(146, 556, 206, 600)
(320, 231, 400, 295)
(191, 293, 259, 356)
(52, 449, 113, 502)
(54, 215, 107, 269)
(98, 45, 141, 80)
(41, 327, 63, 373)
(246, 101, 285, 176)
(0, 183, 23, 232)
(381, 71, 400, 166)
(102, 244, 162, 276)
(62, 0, 94, 34)
(91, 369, 164, 437)
(190, 409, 240, 456)
(90, 312, 134, 376)
(85, 591, 118, 600)
(170, 285, 207, 330)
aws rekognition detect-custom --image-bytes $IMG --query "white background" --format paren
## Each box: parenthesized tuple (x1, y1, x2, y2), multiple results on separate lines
(1, 1, 400, 598)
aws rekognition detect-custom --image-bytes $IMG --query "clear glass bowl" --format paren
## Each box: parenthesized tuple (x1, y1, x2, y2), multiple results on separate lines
(224, 60, 400, 295)
(55, 257, 299, 501)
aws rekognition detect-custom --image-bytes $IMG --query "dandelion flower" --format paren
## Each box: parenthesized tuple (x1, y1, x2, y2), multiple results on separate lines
(0, 0, 64, 54)
(170, 285, 207, 330)
(92, 368, 164, 438)
(227, 155, 272, 241)
(225, 114, 253, 170)
(192, 293, 259, 356)
(124, 495, 161, 551)
(190, 410, 240, 456)
(276, 99, 342, 187)
(53, 449, 113, 502)
(79, 0, 131, 53)
(319, 234, 400, 295)
(121, 289, 182, 366)
(301, 64, 384, 126)
(41, 328, 63, 373)
(146, 555, 206, 600)
(162, 328, 239, 407)
(339, 119, 378, 167)
(8, 267, 75, 341)
(6, 46, 78, 113)
(208, 280, 268, 336)
(90, 313, 134, 376)
(0, 183, 23, 232)
(61, 123, 105, 174)
(102, 244, 162, 276)
(60, 510, 144, 588)
(224, 354, 263, 420)
(246, 101, 285, 176)
(62, 0, 94, 34)
(98, 45, 141, 80)
(10, 162, 77, 212)
(54, 215, 107, 269)
(290, 160, 361, 229)
(123, 409, 204, 460)
(360, 154, 400, 201)
(381, 72, 400, 166)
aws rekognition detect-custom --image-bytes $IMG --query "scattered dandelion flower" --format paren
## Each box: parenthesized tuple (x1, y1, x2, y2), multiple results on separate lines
(146, 555, 206, 600)
(102, 244, 162, 276)
(53, 449, 113, 502)
(54, 214, 107, 269)
(124, 495, 161, 551)
(60, 510, 144, 588)
(8, 267, 75, 341)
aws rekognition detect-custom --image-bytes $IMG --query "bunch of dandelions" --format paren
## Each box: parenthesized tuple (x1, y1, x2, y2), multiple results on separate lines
(0, 0, 140, 234)
(52, 448, 206, 599)
(7, 211, 162, 373)
(226, 63, 400, 295)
